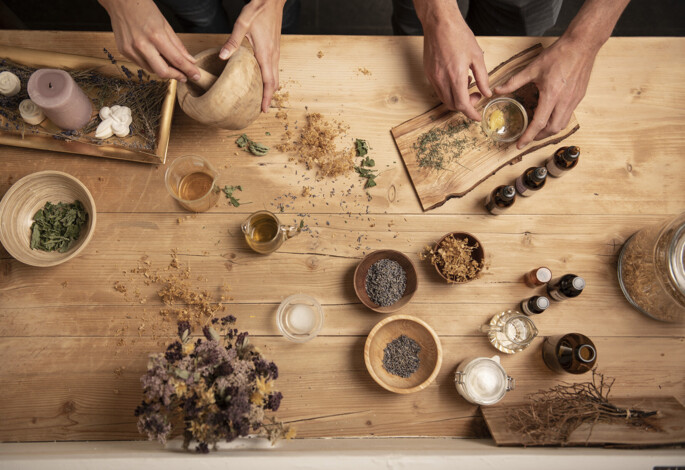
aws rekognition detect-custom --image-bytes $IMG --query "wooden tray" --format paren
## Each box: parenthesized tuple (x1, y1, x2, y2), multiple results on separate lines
(0, 45, 176, 164)
(391, 44, 580, 211)
(482, 396, 685, 447)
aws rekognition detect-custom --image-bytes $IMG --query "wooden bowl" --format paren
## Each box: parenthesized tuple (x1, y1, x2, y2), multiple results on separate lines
(0, 171, 96, 267)
(354, 249, 418, 313)
(364, 314, 442, 394)
(432, 231, 485, 284)
(177, 45, 262, 130)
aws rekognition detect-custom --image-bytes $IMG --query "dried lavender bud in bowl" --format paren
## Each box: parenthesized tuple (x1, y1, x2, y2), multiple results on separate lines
(365, 259, 407, 307)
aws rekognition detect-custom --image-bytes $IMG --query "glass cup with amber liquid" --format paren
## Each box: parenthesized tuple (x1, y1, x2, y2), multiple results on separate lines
(164, 155, 220, 212)
(242, 210, 301, 254)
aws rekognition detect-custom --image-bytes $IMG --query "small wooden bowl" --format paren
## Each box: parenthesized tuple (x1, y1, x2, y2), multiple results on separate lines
(354, 249, 418, 313)
(0, 171, 96, 267)
(364, 314, 442, 394)
(432, 231, 485, 284)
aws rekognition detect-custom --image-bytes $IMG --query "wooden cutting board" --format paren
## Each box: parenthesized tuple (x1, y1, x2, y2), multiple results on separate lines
(482, 396, 685, 447)
(391, 44, 580, 211)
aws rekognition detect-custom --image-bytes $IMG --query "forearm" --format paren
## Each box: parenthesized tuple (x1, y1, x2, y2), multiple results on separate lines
(563, 0, 631, 53)
(413, 0, 465, 29)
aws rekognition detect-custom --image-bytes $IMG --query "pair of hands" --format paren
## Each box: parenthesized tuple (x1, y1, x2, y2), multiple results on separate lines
(422, 9, 596, 149)
(100, 0, 284, 113)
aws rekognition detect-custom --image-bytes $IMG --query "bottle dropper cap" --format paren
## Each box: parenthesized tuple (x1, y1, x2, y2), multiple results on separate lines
(572, 276, 586, 291)
(502, 185, 516, 199)
(534, 167, 547, 180)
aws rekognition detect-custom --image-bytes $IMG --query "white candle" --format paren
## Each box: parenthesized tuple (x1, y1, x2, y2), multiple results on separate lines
(0, 71, 21, 97)
(18, 99, 45, 125)
(287, 304, 316, 334)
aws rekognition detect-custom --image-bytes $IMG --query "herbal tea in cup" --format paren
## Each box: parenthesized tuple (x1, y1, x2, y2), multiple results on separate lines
(164, 155, 220, 212)
(480, 310, 538, 354)
(241, 210, 301, 254)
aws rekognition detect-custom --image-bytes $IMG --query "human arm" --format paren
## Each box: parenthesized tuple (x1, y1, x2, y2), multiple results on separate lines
(494, 0, 631, 149)
(413, 0, 492, 121)
(218, 0, 287, 113)
(98, 0, 200, 82)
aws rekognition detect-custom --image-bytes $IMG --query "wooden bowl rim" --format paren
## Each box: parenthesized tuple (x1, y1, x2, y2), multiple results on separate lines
(0, 170, 97, 267)
(432, 231, 485, 284)
(353, 249, 418, 313)
(364, 314, 443, 394)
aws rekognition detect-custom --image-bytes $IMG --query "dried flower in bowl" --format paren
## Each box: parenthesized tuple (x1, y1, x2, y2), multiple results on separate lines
(421, 232, 485, 283)
(135, 316, 295, 453)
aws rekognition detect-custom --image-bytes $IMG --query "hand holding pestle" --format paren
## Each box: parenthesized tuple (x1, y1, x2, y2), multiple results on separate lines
(189, 67, 218, 91)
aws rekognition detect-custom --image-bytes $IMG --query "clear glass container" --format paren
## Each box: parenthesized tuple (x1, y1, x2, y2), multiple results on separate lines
(617, 212, 685, 322)
(454, 355, 515, 405)
(164, 155, 219, 212)
(480, 310, 538, 354)
(481, 97, 528, 142)
(276, 294, 324, 343)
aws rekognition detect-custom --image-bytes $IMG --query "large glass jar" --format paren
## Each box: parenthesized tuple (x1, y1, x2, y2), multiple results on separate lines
(617, 212, 685, 322)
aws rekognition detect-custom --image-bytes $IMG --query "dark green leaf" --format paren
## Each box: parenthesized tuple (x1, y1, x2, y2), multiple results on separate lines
(355, 138, 368, 157)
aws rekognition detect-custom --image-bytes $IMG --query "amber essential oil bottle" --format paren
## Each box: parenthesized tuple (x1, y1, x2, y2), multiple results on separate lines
(547, 274, 585, 301)
(520, 295, 550, 315)
(546, 146, 580, 177)
(542, 333, 597, 374)
(485, 185, 516, 215)
(515, 166, 547, 196)
(524, 266, 552, 287)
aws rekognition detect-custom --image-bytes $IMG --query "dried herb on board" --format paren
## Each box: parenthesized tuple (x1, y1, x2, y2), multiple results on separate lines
(413, 118, 478, 170)
(236, 134, 269, 156)
(30, 201, 88, 252)
(505, 371, 658, 446)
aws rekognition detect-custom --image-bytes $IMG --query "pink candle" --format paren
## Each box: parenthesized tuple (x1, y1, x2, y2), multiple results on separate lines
(27, 69, 93, 131)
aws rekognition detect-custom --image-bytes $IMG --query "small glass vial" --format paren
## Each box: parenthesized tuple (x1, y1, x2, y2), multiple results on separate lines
(547, 274, 585, 301)
(542, 333, 597, 374)
(520, 295, 550, 315)
(515, 166, 547, 196)
(524, 266, 552, 287)
(546, 146, 580, 177)
(485, 185, 516, 215)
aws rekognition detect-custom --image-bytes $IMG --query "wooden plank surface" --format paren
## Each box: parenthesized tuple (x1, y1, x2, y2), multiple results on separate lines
(391, 44, 579, 210)
(0, 31, 684, 443)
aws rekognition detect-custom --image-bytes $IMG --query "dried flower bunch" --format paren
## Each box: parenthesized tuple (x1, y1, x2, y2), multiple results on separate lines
(135, 315, 294, 453)
(422, 235, 483, 282)
(506, 372, 658, 445)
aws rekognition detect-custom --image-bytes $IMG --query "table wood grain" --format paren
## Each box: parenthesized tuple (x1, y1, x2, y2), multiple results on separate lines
(1, 31, 684, 442)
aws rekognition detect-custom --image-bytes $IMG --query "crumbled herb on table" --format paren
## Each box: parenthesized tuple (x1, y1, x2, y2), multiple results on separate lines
(222, 185, 244, 207)
(236, 133, 269, 156)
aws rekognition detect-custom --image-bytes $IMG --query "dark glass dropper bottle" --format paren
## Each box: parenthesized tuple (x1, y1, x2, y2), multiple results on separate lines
(515, 166, 547, 197)
(546, 146, 580, 177)
(485, 185, 516, 215)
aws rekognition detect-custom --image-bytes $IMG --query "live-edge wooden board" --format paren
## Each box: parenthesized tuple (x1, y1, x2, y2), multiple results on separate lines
(391, 44, 579, 211)
(482, 396, 685, 447)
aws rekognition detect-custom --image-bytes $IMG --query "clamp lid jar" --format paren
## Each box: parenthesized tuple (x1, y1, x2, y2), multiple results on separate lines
(454, 355, 515, 406)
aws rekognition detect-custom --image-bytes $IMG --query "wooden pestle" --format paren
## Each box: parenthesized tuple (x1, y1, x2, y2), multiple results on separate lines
(189, 67, 218, 91)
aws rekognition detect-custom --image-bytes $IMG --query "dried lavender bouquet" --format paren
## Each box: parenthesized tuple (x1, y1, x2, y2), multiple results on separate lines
(135, 315, 294, 453)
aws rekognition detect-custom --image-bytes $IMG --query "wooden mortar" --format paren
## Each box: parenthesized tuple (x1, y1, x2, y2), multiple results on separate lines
(177, 45, 262, 130)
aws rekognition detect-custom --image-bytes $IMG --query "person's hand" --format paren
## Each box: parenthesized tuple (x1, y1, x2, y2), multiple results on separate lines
(219, 0, 286, 113)
(494, 37, 597, 149)
(99, 0, 199, 82)
(418, 1, 491, 120)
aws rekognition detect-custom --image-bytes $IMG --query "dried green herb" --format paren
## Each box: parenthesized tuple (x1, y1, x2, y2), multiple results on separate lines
(414, 118, 477, 170)
(354, 151, 377, 189)
(355, 138, 369, 157)
(222, 185, 243, 207)
(30, 201, 88, 253)
(236, 134, 269, 156)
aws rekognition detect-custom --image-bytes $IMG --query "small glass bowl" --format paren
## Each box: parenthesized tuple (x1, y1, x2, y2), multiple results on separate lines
(276, 294, 324, 343)
(481, 97, 528, 143)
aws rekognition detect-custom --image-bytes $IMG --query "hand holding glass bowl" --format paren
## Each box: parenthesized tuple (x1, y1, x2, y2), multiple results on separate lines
(481, 97, 528, 143)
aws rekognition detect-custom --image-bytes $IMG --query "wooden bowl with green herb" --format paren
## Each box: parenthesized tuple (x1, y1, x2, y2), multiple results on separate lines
(0, 171, 96, 267)
(430, 232, 485, 284)
(364, 314, 442, 394)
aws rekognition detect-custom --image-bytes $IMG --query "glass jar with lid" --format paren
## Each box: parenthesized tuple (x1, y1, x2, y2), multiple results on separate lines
(454, 355, 515, 406)
(617, 212, 685, 322)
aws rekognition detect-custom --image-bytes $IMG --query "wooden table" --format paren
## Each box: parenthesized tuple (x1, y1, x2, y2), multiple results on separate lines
(1, 31, 684, 442)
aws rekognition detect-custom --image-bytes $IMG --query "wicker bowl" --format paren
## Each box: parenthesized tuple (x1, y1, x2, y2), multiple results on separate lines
(364, 314, 442, 394)
(353, 249, 418, 313)
(0, 171, 96, 267)
(432, 231, 485, 284)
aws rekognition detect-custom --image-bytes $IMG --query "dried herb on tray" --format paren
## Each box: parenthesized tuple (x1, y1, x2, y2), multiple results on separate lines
(135, 316, 295, 453)
(30, 200, 88, 252)
(236, 134, 269, 156)
(413, 118, 478, 170)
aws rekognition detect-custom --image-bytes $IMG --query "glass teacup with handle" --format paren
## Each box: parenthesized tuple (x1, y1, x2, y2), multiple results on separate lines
(480, 310, 538, 354)
(241, 210, 301, 254)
